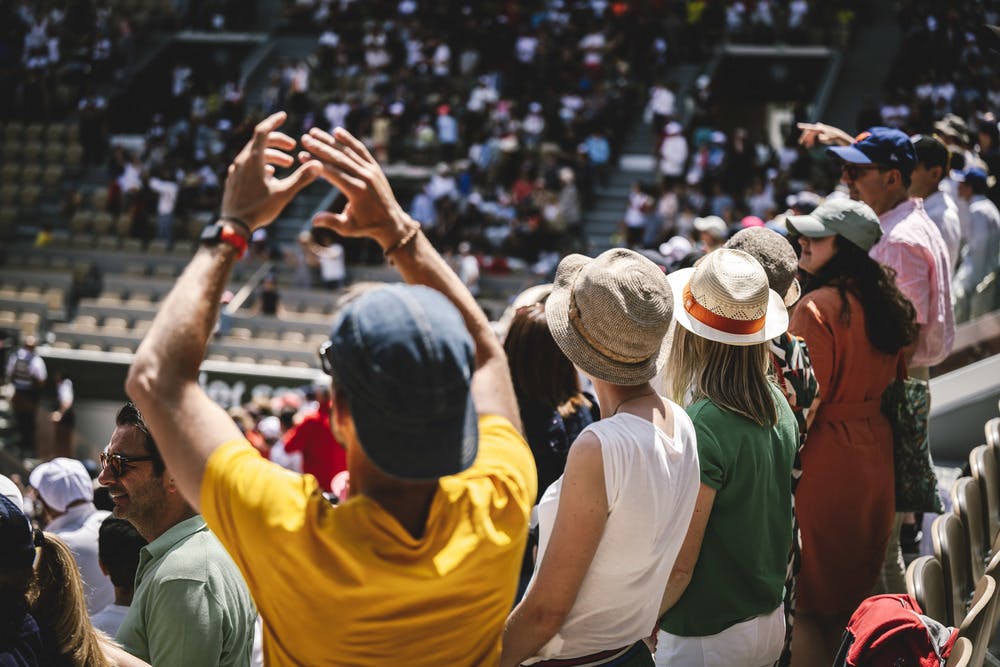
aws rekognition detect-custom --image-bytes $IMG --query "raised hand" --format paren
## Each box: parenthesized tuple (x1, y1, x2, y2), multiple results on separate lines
(221, 111, 323, 231)
(300, 126, 415, 250)
(796, 121, 854, 149)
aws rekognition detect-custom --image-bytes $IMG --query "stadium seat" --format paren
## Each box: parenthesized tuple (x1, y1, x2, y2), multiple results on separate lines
(22, 163, 42, 185)
(124, 262, 148, 276)
(43, 142, 63, 164)
(44, 123, 65, 143)
(125, 293, 154, 308)
(70, 211, 94, 235)
(957, 574, 999, 667)
(93, 212, 115, 236)
(103, 317, 130, 332)
(228, 327, 253, 341)
(1, 139, 19, 162)
(970, 445, 999, 553)
(987, 418, 1000, 452)
(110, 345, 136, 354)
(24, 123, 43, 142)
(953, 477, 987, 589)
(21, 142, 42, 163)
(232, 356, 257, 365)
(79, 343, 104, 352)
(148, 239, 169, 254)
(115, 213, 132, 236)
(259, 358, 284, 366)
(0, 163, 17, 183)
(122, 238, 144, 253)
(945, 636, 972, 667)
(0, 311, 15, 326)
(281, 331, 306, 344)
(96, 236, 120, 252)
(905, 555, 948, 623)
(933, 512, 972, 626)
(19, 184, 40, 209)
(41, 164, 64, 188)
(153, 264, 177, 279)
(64, 144, 83, 168)
(74, 315, 99, 331)
(206, 354, 231, 362)
(133, 319, 152, 334)
(92, 189, 109, 212)
(0, 183, 17, 205)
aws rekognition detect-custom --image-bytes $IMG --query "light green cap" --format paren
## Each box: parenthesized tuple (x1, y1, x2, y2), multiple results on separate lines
(786, 198, 884, 252)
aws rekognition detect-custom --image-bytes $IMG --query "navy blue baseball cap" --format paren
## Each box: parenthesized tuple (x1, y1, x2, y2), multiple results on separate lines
(323, 284, 478, 481)
(951, 167, 990, 191)
(827, 127, 917, 177)
(0, 494, 36, 569)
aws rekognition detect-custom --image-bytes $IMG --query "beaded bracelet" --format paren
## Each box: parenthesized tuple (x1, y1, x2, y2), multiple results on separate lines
(384, 225, 420, 264)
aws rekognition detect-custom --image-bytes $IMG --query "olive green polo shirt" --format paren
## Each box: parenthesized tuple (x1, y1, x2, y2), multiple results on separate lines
(116, 515, 255, 667)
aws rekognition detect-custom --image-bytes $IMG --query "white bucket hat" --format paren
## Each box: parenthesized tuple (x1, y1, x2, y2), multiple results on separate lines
(667, 248, 788, 346)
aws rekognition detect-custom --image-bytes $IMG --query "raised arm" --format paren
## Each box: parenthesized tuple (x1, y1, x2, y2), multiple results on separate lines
(300, 126, 521, 432)
(797, 122, 854, 149)
(125, 111, 322, 508)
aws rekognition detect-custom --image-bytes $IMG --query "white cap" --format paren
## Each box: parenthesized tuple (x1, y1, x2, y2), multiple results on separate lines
(693, 215, 729, 239)
(29, 458, 93, 513)
(258, 416, 282, 441)
(0, 474, 23, 507)
(658, 235, 694, 262)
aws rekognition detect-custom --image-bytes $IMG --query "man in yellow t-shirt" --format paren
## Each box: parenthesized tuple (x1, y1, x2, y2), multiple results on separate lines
(123, 113, 536, 666)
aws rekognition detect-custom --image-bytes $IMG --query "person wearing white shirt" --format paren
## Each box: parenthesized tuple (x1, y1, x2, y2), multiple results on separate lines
(910, 136, 962, 270)
(29, 458, 114, 615)
(953, 167, 1000, 320)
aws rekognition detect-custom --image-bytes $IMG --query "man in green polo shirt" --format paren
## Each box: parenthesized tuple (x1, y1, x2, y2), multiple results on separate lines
(97, 402, 256, 667)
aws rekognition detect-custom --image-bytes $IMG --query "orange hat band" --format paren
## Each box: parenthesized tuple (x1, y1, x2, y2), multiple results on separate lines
(682, 283, 765, 335)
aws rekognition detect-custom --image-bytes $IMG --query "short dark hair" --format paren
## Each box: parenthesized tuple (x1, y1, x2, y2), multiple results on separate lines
(115, 403, 165, 476)
(98, 518, 146, 589)
(913, 135, 951, 173)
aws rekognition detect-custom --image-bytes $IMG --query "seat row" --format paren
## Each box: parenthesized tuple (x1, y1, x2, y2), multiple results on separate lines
(906, 417, 1000, 666)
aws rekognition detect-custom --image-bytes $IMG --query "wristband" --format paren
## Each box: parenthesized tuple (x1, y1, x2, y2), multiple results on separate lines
(200, 221, 249, 258)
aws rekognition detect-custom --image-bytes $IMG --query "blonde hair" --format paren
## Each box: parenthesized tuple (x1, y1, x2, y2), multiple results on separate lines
(31, 532, 110, 667)
(667, 326, 778, 427)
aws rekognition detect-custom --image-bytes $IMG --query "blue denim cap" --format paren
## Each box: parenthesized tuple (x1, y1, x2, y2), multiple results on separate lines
(827, 126, 916, 177)
(0, 494, 35, 569)
(325, 284, 478, 480)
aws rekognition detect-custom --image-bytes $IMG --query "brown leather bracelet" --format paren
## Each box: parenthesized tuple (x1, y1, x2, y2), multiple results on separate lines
(383, 225, 420, 263)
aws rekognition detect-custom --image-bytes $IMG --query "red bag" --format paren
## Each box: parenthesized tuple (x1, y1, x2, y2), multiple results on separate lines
(833, 594, 958, 667)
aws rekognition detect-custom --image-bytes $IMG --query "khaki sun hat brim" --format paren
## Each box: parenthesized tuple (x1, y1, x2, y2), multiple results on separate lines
(546, 254, 670, 386)
(667, 268, 789, 346)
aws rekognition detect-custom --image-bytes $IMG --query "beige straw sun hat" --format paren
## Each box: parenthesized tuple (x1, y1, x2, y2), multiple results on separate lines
(666, 248, 788, 346)
(546, 248, 674, 386)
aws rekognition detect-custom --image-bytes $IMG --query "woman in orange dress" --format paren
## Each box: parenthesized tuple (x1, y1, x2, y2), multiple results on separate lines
(784, 199, 918, 667)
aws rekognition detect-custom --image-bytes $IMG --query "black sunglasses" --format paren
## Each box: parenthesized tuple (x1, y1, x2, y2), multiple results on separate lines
(318, 340, 334, 376)
(100, 451, 156, 478)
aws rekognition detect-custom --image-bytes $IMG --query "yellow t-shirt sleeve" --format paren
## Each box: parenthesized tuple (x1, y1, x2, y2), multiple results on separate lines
(465, 414, 538, 513)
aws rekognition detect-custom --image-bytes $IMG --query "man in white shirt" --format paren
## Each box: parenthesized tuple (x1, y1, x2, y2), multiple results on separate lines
(910, 135, 961, 270)
(29, 457, 114, 614)
(91, 517, 147, 637)
(5, 335, 46, 455)
(953, 167, 1000, 320)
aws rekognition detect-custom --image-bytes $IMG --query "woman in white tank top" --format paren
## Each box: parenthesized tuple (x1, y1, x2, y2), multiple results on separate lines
(501, 249, 701, 667)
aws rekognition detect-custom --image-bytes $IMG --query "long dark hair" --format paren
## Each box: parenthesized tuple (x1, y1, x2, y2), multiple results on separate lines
(504, 303, 591, 417)
(802, 236, 918, 354)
